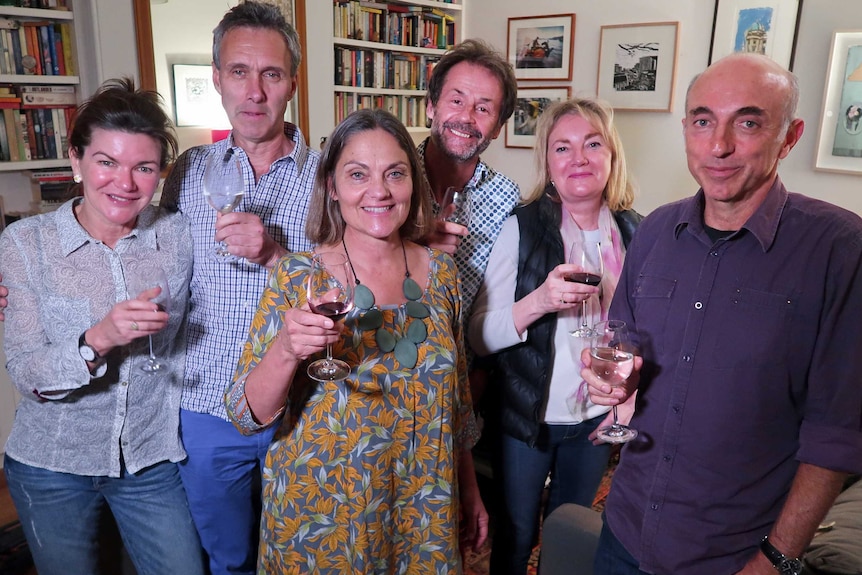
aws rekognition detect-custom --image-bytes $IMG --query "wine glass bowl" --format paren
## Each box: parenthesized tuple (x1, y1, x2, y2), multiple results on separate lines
(591, 320, 637, 444)
(126, 266, 171, 375)
(567, 240, 604, 337)
(202, 150, 244, 262)
(438, 187, 471, 228)
(306, 252, 355, 382)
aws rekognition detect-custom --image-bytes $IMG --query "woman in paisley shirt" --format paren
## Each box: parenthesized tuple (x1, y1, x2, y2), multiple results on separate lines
(225, 108, 487, 574)
(0, 79, 203, 575)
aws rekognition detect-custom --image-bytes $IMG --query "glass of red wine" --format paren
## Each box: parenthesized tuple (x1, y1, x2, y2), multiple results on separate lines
(591, 320, 638, 443)
(306, 252, 355, 382)
(567, 239, 604, 338)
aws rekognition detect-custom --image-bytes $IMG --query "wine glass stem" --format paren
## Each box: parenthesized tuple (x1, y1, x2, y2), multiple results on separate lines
(148, 335, 156, 360)
(580, 299, 589, 329)
(612, 405, 620, 426)
(325, 343, 334, 363)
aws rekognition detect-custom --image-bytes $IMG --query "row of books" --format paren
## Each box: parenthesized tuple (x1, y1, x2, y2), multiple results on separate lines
(335, 92, 427, 128)
(0, 17, 75, 76)
(334, 1, 457, 50)
(30, 166, 73, 210)
(0, 106, 72, 161)
(335, 47, 439, 91)
(0, 1, 69, 8)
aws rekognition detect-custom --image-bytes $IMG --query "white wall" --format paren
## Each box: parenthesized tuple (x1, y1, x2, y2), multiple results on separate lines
(462, 0, 862, 216)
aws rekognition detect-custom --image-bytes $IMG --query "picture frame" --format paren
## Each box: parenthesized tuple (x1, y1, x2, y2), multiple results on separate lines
(506, 86, 572, 149)
(597, 22, 680, 113)
(708, 0, 803, 69)
(507, 14, 575, 81)
(171, 63, 229, 128)
(814, 30, 862, 175)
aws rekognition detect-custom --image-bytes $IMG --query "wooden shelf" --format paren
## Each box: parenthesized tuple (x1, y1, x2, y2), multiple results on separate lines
(333, 37, 448, 56)
(0, 74, 79, 84)
(333, 85, 426, 96)
(0, 6, 73, 20)
(0, 158, 71, 172)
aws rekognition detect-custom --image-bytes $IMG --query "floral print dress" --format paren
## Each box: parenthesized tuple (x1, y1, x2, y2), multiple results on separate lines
(225, 248, 479, 575)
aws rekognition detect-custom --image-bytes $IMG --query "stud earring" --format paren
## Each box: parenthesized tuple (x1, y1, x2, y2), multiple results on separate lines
(73, 174, 82, 183)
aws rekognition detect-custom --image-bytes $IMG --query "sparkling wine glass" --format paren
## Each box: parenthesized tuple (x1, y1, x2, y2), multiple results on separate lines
(438, 186, 471, 227)
(127, 266, 171, 375)
(202, 149, 244, 262)
(567, 239, 604, 338)
(591, 320, 637, 443)
(306, 252, 355, 382)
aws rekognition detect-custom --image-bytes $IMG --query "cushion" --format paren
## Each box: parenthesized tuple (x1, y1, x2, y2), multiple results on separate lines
(803, 476, 862, 575)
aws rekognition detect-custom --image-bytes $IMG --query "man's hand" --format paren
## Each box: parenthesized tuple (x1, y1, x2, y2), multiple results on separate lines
(425, 220, 468, 255)
(0, 273, 7, 321)
(215, 212, 286, 267)
(581, 347, 642, 407)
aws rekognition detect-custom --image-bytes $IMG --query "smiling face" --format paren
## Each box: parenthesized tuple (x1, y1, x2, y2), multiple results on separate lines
(333, 129, 414, 242)
(682, 55, 803, 225)
(70, 128, 162, 241)
(426, 62, 504, 162)
(213, 26, 297, 148)
(547, 113, 612, 207)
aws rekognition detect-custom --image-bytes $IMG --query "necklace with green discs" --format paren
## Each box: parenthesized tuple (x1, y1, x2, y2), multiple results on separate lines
(341, 237, 429, 368)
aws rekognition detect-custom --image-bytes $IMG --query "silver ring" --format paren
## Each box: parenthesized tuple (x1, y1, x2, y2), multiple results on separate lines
(131, 321, 139, 331)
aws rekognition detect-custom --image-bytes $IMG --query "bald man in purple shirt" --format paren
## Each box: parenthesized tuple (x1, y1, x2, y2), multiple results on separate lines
(584, 53, 862, 575)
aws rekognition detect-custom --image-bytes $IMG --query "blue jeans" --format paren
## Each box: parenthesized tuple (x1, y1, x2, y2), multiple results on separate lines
(490, 417, 611, 575)
(178, 409, 276, 575)
(594, 519, 651, 575)
(3, 455, 204, 575)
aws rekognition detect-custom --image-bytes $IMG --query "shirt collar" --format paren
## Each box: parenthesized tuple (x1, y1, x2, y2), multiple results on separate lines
(674, 177, 787, 252)
(58, 197, 159, 257)
(416, 137, 499, 193)
(226, 122, 311, 177)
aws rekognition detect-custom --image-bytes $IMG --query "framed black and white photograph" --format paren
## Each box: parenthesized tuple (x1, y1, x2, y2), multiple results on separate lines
(507, 14, 575, 81)
(506, 86, 571, 148)
(709, 0, 803, 69)
(815, 30, 862, 175)
(172, 63, 229, 128)
(597, 22, 680, 112)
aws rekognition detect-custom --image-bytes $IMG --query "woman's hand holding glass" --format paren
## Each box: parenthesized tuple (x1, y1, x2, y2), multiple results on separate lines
(126, 268, 172, 374)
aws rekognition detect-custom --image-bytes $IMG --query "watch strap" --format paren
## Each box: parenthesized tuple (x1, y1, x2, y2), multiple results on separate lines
(78, 331, 100, 362)
(760, 536, 803, 574)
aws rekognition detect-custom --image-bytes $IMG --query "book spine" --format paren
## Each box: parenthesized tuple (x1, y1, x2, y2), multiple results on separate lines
(3, 108, 19, 161)
(16, 109, 30, 160)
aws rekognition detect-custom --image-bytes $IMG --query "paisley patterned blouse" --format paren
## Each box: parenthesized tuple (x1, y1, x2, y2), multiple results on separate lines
(225, 248, 479, 574)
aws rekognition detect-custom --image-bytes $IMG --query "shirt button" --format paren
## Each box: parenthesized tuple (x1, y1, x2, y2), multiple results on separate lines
(673, 406, 681, 414)
(663, 455, 671, 462)
(682, 354, 691, 362)
(121, 381, 128, 387)
(651, 504, 659, 510)
(694, 301, 703, 310)
(710, 251, 718, 257)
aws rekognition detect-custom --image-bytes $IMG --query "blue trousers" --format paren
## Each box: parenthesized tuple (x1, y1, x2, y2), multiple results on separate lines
(178, 409, 276, 575)
(593, 519, 651, 575)
(4, 455, 204, 575)
(490, 417, 611, 575)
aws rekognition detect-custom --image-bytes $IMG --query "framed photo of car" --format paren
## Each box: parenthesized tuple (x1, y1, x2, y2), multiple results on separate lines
(507, 14, 575, 81)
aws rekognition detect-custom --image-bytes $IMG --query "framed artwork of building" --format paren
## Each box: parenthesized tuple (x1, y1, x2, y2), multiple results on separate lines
(709, 0, 803, 69)
(815, 30, 862, 175)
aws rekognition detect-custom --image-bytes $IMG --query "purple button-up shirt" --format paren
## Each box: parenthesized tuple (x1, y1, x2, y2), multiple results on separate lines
(606, 178, 862, 574)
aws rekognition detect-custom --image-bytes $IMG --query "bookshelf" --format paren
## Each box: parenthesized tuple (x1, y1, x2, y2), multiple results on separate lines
(331, 0, 463, 133)
(0, 3, 79, 173)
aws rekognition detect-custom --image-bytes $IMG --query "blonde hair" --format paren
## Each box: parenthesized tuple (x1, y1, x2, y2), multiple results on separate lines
(527, 98, 634, 211)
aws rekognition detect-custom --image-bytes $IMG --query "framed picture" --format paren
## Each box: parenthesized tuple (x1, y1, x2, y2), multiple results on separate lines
(708, 0, 803, 69)
(171, 63, 229, 128)
(506, 86, 571, 148)
(814, 31, 862, 175)
(507, 14, 575, 81)
(597, 22, 680, 112)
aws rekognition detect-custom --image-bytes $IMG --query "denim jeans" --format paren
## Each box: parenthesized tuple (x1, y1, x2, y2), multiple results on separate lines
(490, 416, 611, 575)
(178, 409, 276, 575)
(4, 454, 204, 575)
(593, 519, 651, 575)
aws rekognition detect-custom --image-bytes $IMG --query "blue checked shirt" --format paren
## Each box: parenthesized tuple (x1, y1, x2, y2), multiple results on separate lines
(416, 138, 521, 319)
(161, 123, 319, 420)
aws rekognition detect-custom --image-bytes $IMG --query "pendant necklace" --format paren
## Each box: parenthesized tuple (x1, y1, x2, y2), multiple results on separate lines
(341, 237, 429, 368)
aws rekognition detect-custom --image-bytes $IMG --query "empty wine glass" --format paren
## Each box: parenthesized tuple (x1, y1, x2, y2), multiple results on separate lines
(591, 320, 637, 444)
(438, 186, 471, 228)
(567, 239, 604, 338)
(202, 149, 244, 262)
(126, 266, 171, 375)
(306, 252, 355, 382)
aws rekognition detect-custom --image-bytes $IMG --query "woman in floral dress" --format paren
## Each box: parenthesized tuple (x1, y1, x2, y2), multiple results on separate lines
(225, 109, 487, 574)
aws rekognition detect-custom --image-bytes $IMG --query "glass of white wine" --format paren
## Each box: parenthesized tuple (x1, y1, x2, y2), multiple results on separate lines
(591, 320, 637, 443)
(126, 265, 171, 375)
(202, 150, 244, 262)
(438, 186, 471, 228)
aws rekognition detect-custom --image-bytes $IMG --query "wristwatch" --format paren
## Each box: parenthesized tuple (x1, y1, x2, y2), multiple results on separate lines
(78, 332, 101, 363)
(760, 535, 803, 575)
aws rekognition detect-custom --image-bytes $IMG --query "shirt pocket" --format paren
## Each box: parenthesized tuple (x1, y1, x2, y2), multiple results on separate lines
(631, 274, 677, 357)
(709, 287, 793, 367)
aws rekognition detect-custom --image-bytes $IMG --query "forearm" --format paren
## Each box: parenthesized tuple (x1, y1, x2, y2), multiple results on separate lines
(511, 290, 548, 336)
(241, 340, 302, 424)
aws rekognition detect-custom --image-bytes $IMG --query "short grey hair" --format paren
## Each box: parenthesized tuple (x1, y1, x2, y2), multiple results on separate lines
(212, 1, 302, 77)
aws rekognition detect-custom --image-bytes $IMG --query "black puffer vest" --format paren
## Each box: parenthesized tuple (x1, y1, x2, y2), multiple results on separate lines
(493, 193, 641, 447)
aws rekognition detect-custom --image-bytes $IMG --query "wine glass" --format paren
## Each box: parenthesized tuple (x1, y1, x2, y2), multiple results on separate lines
(591, 320, 637, 444)
(567, 239, 604, 338)
(202, 150, 244, 262)
(126, 266, 171, 375)
(306, 252, 355, 382)
(438, 186, 471, 227)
